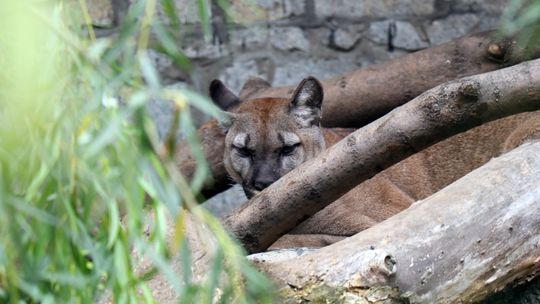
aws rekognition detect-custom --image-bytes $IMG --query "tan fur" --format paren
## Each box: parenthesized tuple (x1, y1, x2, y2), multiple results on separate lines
(271, 110, 540, 249)
(212, 78, 540, 249)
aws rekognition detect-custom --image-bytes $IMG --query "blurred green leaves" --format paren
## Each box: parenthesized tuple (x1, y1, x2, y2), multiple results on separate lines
(500, 0, 540, 53)
(0, 0, 273, 303)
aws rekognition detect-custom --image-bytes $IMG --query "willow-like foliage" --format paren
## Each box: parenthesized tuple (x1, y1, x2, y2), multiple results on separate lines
(0, 0, 272, 303)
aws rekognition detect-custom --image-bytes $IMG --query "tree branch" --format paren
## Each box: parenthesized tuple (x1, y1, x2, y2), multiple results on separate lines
(242, 31, 539, 128)
(251, 140, 540, 303)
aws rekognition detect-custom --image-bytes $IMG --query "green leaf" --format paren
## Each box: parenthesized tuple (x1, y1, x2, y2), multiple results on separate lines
(180, 110, 210, 194)
(205, 248, 224, 304)
(182, 89, 225, 119)
(25, 162, 51, 202)
(114, 241, 130, 288)
(151, 21, 192, 71)
(161, 0, 180, 28)
(7, 195, 57, 225)
(138, 52, 161, 90)
(196, 0, 212, 41)
(107, 201, 121, 249)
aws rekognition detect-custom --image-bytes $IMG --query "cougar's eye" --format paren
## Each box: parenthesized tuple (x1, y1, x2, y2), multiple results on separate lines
(233, 145, 253, 158)
(280, 143, 300, 156)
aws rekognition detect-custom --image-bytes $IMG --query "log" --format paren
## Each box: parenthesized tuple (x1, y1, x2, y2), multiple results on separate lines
(251, 140, 540, 303)
(224, 58, 540, 253)
(241, 31, 539, 128)
(270, 110, 540, 249)
(176, 31, 540, 198)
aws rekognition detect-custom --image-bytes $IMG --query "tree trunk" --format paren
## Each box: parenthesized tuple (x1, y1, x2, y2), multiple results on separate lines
(175, 31, 540, 198)
(224, 59, 540, 254)
(250, 140, 540, 304)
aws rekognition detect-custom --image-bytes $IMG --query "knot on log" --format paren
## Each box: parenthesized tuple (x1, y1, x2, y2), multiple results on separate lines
(346, 250, 397, 288)
(487, 42, 507, 62)
(458, 81, 480, 103)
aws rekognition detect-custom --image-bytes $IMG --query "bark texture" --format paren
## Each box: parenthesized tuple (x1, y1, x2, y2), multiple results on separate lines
(252, 140, 540, 303)
(241, 31, 538, 128)
(224, 59, 540, 253)
(175, 31, 540, 198)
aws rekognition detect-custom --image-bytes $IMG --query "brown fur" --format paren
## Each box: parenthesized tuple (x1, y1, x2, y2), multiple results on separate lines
(211, 77, 540, 249)
(271, 110, 540, 248)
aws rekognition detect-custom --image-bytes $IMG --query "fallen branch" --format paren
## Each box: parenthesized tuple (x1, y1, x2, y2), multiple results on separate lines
(224, 58, 540, 253)
(176, 31, 540, 198)
(241, 31, 538, 128)
(252, 140, 540, 303)
(271, 110, 540, 249)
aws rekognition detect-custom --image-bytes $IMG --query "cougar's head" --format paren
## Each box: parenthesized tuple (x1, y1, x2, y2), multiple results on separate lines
(209, 77, 326, 198)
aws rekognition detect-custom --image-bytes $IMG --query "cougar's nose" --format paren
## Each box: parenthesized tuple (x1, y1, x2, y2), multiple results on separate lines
(252, 162, 278, 191)
(253, 177, 274, 191)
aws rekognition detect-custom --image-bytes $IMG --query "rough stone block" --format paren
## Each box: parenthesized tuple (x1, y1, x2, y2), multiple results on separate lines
(329, 24, 367, 51)
(270, 27, 310, 52)
(202, 185, 247, 218)
(368, 20, 429, 50)
(476, 16, 501, 32)
(427, 14, 480, 46)
(230, 25, 269, 50)
(228, 0, 305, 23)
(184, 40, 229, 59)
(155, 0, 208, 24)
(83, 0, 114, 26)
(314, 0, 436, 19)
(451, 0, 508, 15)
(254, 0, 305, 19)
(219, 59, 271, 93)
(273, 58, 360, 86)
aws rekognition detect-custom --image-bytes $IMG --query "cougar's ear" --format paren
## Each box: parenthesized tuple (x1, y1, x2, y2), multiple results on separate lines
(239, 76, 271, 100)
(289, 76, 324, 127)
(209, 79, 242, 111)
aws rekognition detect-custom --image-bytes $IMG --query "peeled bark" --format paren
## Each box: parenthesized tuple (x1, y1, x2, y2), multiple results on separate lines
(251, 140, 540, 303)
(224, 59, 540, 254)
(175, 31, 540, 198)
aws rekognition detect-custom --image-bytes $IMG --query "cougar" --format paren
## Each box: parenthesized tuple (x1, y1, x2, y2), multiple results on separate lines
(209, 76, 540, 249)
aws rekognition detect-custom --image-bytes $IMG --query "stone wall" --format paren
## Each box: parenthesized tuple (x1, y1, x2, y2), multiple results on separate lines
(168, 0, 506, 94)
(86, 1, 506, 89)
